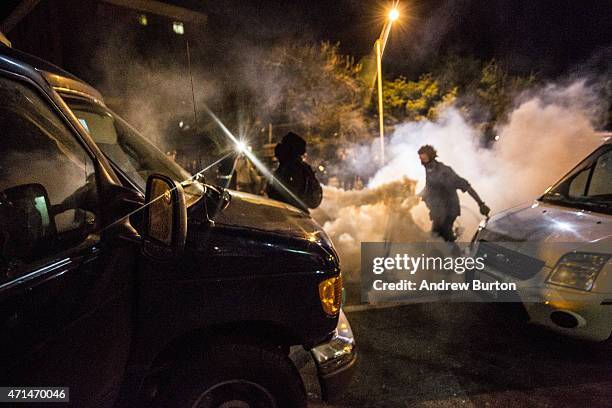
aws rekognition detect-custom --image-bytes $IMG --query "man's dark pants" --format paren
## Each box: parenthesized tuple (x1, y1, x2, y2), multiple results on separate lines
(432, 214, 457, 242)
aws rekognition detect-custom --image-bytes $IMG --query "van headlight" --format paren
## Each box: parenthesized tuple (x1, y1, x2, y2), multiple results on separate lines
(318, 274, 343, 316)
(548, 253, 610, 291)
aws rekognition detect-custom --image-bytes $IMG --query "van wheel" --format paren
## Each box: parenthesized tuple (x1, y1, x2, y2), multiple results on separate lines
(154, 344, 307, 408)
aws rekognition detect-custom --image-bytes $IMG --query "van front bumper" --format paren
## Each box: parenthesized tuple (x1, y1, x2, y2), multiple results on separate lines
(310, 309, 356, 401)
(472, 263, 612, 342)
(522, 288, 612, 342)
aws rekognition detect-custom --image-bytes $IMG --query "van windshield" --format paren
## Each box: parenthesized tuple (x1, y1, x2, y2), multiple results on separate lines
(542, 145, 612, 215)
(63, 97, 204, 203)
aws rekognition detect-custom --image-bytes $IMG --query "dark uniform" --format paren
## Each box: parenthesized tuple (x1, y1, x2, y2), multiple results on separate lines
(267, 160, 321, 212)
(421, 160, 482, 242)
(266, 132, 322, 212)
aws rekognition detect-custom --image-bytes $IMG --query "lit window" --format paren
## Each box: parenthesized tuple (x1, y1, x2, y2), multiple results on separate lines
(138, 14, 148, 26)
(173, 21, 184, 35)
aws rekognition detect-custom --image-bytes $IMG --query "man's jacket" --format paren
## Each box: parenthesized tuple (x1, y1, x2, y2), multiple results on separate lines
(422, 160, 471, 221)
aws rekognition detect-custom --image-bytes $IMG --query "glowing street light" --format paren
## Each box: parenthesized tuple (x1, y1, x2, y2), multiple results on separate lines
(389, 8, 400, 21)
(375, 3, 400, 165)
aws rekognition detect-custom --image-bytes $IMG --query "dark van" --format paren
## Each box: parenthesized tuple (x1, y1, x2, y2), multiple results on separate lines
(0, 45, 355, 407)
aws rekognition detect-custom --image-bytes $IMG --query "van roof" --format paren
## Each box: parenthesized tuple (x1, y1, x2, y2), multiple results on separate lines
(0, 44, 103, 103)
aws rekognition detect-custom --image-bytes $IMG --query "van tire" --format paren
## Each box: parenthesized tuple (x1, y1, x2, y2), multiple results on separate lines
(154, 343, 307, 408)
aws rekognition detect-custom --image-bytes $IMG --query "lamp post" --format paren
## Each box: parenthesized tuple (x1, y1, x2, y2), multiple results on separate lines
(376, 5, 399, 166)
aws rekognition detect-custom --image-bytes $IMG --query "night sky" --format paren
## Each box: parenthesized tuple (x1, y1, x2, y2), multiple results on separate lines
(177, 0, 612, 78)
(1, 0, 610, 78)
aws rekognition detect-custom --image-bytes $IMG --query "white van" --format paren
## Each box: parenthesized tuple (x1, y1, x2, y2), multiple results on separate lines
(472, 137, 611, 341)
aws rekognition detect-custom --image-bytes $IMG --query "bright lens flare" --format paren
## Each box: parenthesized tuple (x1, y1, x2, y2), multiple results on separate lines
(236, 141, 247, 152)
(389, 8, 399, 21)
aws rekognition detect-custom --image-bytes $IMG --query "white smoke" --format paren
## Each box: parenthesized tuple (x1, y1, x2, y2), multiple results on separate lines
(313, 80, 607, 280)
(313, 178, 430, 278)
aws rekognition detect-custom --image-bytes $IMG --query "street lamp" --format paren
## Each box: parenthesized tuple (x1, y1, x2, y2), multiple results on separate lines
(375, 4, 400, 165)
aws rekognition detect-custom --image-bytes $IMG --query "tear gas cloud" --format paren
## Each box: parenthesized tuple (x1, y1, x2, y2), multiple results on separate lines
(99, 61, 218, 149)
(93, 29, 220, 151)
(313, 80, 608, 280)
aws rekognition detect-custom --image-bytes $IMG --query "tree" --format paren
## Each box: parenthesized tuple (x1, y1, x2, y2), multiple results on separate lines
(379, 74, 458, 124)
(474, 59, 536, 124)
(256, 41, 369, 159)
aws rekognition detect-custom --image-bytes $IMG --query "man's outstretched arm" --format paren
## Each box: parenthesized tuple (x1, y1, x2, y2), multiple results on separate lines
(466, 186, 490, 216)
(447, 166, 490, 216)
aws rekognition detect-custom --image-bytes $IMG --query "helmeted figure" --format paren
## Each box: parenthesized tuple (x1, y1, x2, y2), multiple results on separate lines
(266, 132, 322, 212)
(418, 145, 490, 242)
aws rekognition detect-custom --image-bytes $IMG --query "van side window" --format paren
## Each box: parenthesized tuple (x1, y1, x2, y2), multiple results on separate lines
(587, 150, 612, 198)
(0, 77, 97, 283)
(568, 169, 589, 198)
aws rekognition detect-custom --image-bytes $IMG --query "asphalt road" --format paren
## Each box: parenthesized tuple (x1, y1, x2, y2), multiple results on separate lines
(301, 302, 612, 408)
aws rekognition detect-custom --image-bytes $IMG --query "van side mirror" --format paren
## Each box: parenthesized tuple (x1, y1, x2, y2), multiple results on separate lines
(142, 174, 187, 260)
